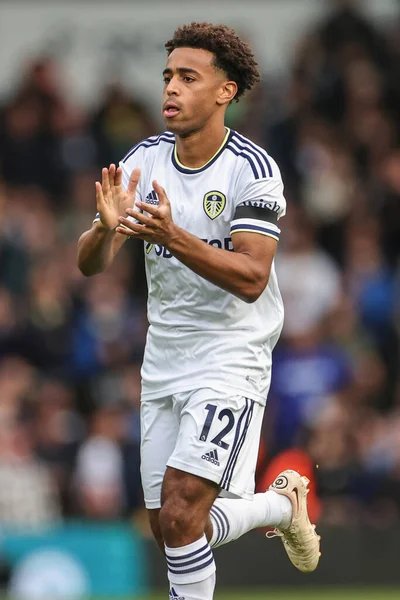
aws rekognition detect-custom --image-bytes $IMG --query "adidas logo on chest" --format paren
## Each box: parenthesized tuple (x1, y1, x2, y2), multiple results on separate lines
(145, 190, 159, 205)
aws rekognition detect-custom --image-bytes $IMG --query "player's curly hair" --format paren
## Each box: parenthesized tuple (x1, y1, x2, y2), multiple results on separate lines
(165, 22, 260, 101)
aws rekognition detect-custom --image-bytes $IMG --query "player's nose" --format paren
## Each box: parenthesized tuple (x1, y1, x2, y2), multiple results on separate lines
(165, 79, 180, 96)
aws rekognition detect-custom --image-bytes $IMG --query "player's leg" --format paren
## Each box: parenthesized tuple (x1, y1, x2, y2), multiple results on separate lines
(160, 468, 219, 600)
(177, 391, 319, 573)
(160, 388, 253, 600)
(159, 389, 319, 600)
(140, 397, 179, 552)
(200, 396, 320, 573)
(207, 486, 291, 546)
(208, 470, 320, 572)
(160, 390, 282, 599)
(201, 396, 293, 547)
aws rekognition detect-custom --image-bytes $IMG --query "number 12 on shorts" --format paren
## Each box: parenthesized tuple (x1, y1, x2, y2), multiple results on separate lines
(199, 403, 235, 450)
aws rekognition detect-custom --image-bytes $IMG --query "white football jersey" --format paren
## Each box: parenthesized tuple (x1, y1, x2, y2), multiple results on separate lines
(95, 128, 286, 405)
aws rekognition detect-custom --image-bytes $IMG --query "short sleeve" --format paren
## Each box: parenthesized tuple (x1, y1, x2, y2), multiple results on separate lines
(230, 159, 286, 242)
(93, 145, 144, 224)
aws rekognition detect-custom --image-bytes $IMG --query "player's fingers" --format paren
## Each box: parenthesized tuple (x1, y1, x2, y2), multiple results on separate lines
(109, 163, 116, 188)
(153, 180, 168, 205)
(102, 167, 110, 195)
(133, 201, 158, 216)
(115, 226, 136, 237)
(116, 218, 146, 237)
(115, 226, 149, 240)
(127, 168, 141, 199)
(126, 208, 153, 225)
(95, 181, 104, 207)
(114, 166, 122, 187)
(117, 216, 144, 232)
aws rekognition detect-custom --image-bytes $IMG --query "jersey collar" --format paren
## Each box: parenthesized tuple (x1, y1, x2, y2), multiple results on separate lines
(171, 128, 232, 174)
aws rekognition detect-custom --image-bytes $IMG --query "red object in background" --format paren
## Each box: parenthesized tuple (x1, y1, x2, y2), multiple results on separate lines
(257, 448, 322, 524)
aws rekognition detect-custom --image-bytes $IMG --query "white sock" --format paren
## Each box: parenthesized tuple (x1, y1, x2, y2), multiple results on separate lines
(209, 491, 292, 548)
(168, 573, 216, 600)
(165, 534, 216, 600)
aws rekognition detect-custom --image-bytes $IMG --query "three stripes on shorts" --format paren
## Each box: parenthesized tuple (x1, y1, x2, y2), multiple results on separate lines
(220, 398, 255, 491)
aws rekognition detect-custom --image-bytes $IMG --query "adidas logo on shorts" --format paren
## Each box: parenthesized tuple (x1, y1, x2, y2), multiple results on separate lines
(169, 587, 185, 600)
(201, 449, 220, 466)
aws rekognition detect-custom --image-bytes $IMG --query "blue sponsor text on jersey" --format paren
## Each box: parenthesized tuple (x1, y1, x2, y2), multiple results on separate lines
(147, 237, 233, 259)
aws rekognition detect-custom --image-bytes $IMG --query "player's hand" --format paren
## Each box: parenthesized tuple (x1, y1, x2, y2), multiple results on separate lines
(95, 165, 141, 230)
(115, 180, 178, 246)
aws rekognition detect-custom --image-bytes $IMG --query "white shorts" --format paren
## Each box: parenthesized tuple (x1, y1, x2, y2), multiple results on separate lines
(140, 388, 265, 509)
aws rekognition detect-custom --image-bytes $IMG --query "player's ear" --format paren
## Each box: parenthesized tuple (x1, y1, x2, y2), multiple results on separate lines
(217, 81, 238, 106)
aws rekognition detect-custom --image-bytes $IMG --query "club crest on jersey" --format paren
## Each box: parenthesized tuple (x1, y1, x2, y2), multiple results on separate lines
(203, 191, 226, 220)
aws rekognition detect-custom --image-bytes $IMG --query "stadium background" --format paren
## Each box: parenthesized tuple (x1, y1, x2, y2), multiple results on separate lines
(1, 0, 400, 597)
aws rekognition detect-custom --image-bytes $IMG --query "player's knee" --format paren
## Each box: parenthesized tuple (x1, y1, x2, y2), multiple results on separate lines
(159, 495, 201, 542)
(160, 469, 218, 544)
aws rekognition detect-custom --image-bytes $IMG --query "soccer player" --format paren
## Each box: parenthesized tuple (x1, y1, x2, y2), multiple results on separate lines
(77, 22, 320, 600)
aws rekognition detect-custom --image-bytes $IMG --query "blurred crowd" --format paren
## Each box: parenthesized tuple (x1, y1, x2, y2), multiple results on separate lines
(1, 1, 400, 530)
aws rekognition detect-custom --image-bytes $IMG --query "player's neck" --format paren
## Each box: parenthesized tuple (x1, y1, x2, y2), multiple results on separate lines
(174, 123, 228, 169)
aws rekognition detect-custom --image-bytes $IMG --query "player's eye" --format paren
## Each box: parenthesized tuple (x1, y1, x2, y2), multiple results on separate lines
(163, 77, 171, 84)
(183, 76, 194, 83)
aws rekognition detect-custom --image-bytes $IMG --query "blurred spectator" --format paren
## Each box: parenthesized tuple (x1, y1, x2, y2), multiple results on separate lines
(344, 219, 398, 406)
(378, 149, 400, 264)
(275, 207, 342, 337)
(0, 357, 62, 531)
(304, 398, 368, 526)
(0, 420, 60, 528)
(0, 408, 61, 529)
(73, 406, 128, 519)
(71, 272, 147, 378)
(269, 324, 352, 452)
(16, 58, 76, 136)
(34, 379, 84, 514)
(91, 84, 157, 167)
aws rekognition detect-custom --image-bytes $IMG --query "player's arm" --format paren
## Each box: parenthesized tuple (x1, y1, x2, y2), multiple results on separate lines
(77, 165, 141, 277)
(77, 221, 127, 277)
(166, 225, 277, 303)
(116, 180, 282, 303)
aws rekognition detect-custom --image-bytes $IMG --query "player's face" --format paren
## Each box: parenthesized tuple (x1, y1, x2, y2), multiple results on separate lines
(162, 47, 229, 136)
